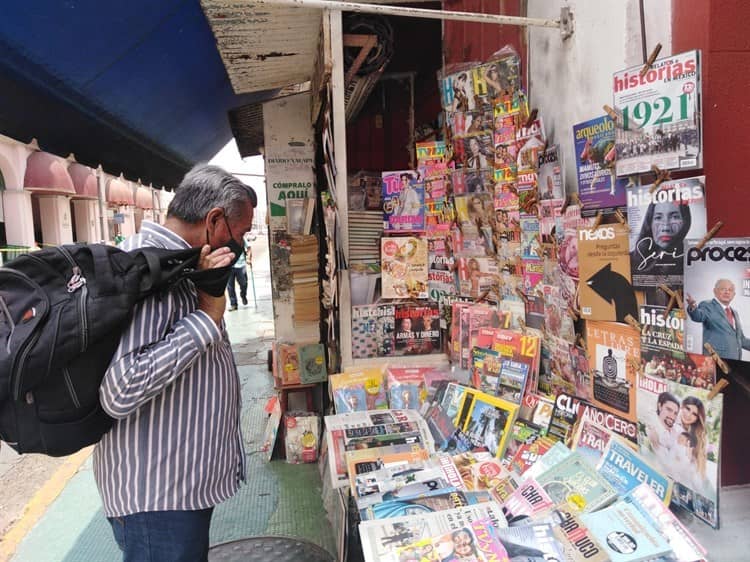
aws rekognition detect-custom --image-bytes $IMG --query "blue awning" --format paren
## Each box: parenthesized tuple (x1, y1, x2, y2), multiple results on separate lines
(0, 0, 278, 188)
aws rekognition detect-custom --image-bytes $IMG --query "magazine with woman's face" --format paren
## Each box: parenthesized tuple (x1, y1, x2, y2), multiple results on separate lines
(626, 176, 707, 290)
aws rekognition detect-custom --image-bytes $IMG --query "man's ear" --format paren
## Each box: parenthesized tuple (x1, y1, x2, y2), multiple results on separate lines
(205, 207, 224, 231)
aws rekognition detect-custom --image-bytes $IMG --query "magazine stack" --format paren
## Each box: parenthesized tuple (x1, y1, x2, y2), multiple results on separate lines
(326, 43, 729, 562)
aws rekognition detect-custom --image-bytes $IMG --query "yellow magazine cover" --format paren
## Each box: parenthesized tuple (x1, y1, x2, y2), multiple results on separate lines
(330, 368, 388, 413)
(459, 389, 519, 459)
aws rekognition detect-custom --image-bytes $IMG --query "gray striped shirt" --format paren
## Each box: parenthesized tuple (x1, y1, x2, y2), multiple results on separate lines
(93, 221, 246, 517)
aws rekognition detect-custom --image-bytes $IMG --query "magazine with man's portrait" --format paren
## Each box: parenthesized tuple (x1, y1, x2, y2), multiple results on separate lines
(636, 373, 723, 528)
(683, 237, 750, 363)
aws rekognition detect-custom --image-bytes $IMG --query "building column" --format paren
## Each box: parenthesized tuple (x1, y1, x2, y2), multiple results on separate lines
(2, 189, 35, 246)
(120, 205, 136, 238)
(38, 195, 73, 245)
(72, 199, 99, 243)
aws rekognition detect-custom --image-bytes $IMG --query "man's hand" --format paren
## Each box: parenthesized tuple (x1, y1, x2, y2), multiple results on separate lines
(686, 293, 697, 310)
(197, 245, 232, 326)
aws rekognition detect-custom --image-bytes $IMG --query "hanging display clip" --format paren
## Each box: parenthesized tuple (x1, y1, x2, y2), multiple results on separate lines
(704, 343, 731, 375)
(696, 221, 724, 250)
(707, 378, 730, 400)
(649, 165, 672, 193)
(640, 43, 663, 77)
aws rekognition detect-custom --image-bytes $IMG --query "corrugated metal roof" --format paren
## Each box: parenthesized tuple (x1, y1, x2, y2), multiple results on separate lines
(201, 1, 323, 94)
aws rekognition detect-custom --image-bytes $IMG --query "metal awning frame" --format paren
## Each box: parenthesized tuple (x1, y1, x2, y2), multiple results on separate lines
(254, 0, 575, 39)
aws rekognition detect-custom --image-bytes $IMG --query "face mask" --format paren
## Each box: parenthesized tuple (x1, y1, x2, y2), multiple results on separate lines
(191, 214, 243, 296)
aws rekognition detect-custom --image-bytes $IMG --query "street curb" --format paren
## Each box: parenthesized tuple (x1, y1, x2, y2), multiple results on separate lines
(0, 447, 93, 562)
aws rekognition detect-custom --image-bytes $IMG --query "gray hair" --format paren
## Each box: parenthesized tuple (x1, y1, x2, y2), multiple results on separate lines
(167, 164, 257, 223)
(714, 279, 734, 289)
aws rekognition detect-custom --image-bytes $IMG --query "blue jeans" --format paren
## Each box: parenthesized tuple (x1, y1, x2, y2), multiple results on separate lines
(226, 266, 248, 306)
(107, 508, 214, 562)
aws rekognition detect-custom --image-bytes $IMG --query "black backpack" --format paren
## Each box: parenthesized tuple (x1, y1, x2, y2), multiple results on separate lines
(0, 243, 203, 456)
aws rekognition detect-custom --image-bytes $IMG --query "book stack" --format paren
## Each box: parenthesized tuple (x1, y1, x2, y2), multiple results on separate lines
(348, 210, 383, 266)
(290, 235, 320, 326)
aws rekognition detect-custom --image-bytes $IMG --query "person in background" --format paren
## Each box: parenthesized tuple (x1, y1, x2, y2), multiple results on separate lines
(95, 164, 257, 562)
(226, 234, 251, 310)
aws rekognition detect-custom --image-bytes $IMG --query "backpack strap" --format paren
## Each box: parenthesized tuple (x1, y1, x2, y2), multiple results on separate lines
(133, 247, 202, 296)
(90, 244, 121, 294)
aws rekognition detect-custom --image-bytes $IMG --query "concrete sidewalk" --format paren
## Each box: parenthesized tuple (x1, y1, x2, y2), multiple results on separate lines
(2, 236, 335, 562)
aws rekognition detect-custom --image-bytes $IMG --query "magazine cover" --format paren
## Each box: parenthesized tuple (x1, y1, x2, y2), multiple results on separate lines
(396, 518, 508, 561)
(627, 176, 707, 289)
(580, 501, 672, 562)
(538, 145, 564, 200)
(330, 369, 388, 413)
(459, 390, 519, 458)
(501, 419, 546, 469)
(359, 503, 508, 562)
(572, 115, 627, 213)
(324, 409, 434, 488)
(363, 489, 489, 521)
(351, 304, 395, 359)
(586, 321, 641, 422)
(495, 524, 566, 562)
(572, 419, 616, 468)
(535, 452, 619, 513)
(440, 68, 477, 112)
(456, 256, 498, 299)
(456, 132, 495, 171)
(640, 304, 717, 389)
(614, 49, 702, 176)
(496, 359, 529, 404)
(636, 373, 723, 528)
(386, 367, 429, 410)
(493, 164, 519, 209)
(515, 118, 546, 170)
(596, 436, 673, 504)
(277, 343, 301, 385)
(624, 483, 708, 562)
(473, 51, 521, 103)
(416, 140, 448, 177)
(578, 223, 639, 322)
(552, 507, 609, 562)
(381, 236, 428, 299)
(684, 237, 750, 362)
(393, 303, 441, 355)
(518, 392, 554, 433)
(299, 343, 327, 384)
(491, 328, 542, 393)
(382, 170, 424, 231)
(508, 436, 558, 476)
(517, 170, 538, 219)
(346, 448, 432, 494)
(284, 412, 320, 464)
(502, 477, 555, 520)
(471, 347, 501, 394)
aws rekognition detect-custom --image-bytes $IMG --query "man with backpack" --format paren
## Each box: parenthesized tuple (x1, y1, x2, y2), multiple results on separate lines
(93, 164, 257, 561)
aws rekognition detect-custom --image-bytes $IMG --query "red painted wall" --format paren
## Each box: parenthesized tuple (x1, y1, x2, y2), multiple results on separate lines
(443, 0, 527, 87)
(672, 0, 750, 486)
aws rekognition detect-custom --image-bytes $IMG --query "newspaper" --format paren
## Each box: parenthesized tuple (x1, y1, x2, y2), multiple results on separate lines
(359, 502, 507, 562)
(323, 409, 435, 489)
